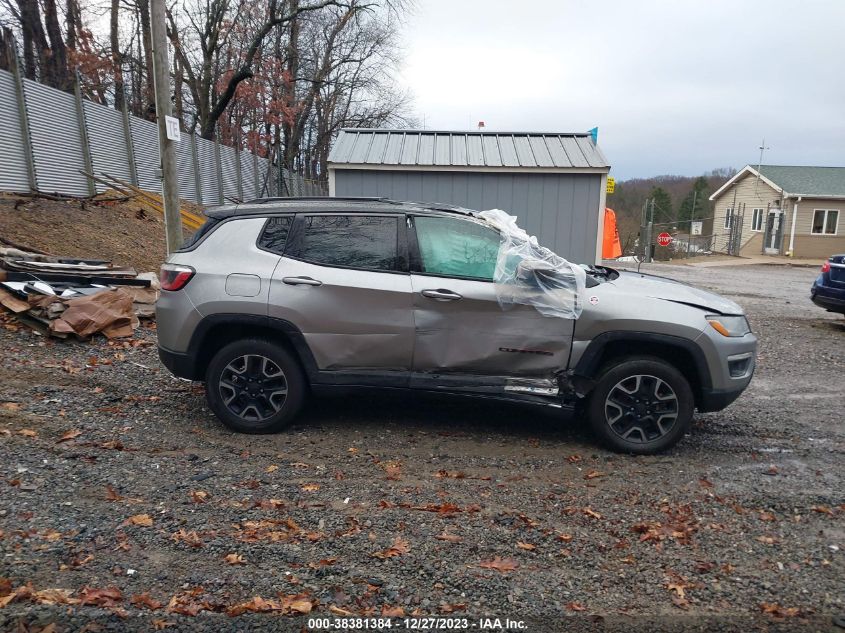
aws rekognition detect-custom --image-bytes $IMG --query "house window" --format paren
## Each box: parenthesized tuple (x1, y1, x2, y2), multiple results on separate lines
(751, 208, 764, 232)
(724, 208, 733, 229)
(812, 209, 839, 235)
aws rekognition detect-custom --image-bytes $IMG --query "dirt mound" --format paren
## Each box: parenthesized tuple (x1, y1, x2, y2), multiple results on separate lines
(0, 192, 198, 273)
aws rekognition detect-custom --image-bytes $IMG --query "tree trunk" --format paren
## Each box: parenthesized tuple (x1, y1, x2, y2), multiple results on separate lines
(138, 0, 156, 119)
(43, 0, 69, 90)
(282, 0, 299, 171)
(110, 0, 124, 110)
(17, 0, 50, 82)
(65, 0, 80, 50)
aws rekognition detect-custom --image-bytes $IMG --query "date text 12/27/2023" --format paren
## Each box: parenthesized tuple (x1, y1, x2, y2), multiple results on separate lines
(307, 617, 529, 630)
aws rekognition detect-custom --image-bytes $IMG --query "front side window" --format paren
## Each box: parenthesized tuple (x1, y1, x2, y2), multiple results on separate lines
(724, 208, 733, 229)
(751, 208, 764, 232)
(414, 216, 500, 280)
(812, 209, 839, 235)
(296, 215, 400, 271)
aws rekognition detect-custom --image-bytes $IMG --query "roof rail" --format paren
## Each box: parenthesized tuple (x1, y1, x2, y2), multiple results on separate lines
(243, 196, 388, 204)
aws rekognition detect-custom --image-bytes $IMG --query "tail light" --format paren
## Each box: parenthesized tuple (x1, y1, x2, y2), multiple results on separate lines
(160, 264, 195, 291)
(821, 260, 831, 273)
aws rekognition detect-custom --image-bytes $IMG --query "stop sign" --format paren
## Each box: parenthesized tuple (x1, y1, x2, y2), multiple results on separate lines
(657, 232, 673, 247)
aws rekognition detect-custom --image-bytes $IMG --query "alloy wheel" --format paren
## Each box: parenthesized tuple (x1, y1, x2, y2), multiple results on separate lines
(218, 354, 288, 422)
(604, 374, 679, 444)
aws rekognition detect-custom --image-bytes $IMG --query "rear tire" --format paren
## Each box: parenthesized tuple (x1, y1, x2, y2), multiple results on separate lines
(205, 338, 306, 434)
(587, 357, 693, 454)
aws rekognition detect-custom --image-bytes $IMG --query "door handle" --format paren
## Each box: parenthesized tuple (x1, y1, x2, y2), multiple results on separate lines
(282, 276, 322, 287)
(421, 288, 462, 301)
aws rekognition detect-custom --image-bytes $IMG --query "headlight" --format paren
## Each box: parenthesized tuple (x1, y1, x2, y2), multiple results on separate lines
(706, 315, 750, 337)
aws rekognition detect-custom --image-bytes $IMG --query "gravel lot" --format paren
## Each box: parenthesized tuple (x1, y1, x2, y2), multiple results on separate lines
(0, 263, 842, 632)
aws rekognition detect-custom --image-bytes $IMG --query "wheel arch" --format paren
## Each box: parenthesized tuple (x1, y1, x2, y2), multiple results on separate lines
(573, 332, 711, 406)
(185, 314, 318, 383)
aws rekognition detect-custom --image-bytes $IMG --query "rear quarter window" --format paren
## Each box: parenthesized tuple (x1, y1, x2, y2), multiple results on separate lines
(176, 217, 220, 251)
(258, 216, 294, 254)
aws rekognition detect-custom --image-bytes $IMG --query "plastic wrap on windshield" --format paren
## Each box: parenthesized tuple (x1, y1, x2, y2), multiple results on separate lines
(478, 209, 586, 319)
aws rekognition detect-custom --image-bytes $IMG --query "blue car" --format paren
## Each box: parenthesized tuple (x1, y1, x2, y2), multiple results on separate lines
(811, 254, 845, 315)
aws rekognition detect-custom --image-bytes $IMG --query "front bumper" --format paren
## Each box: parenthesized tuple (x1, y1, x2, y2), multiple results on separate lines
(698, 385, 747, 412)
(695, 328, 757, 412)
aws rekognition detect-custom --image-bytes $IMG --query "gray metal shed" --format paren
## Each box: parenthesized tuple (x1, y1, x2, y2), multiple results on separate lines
(328, 129, 610, 263)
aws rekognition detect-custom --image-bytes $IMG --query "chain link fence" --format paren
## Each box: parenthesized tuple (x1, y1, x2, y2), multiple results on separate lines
(635, 212, 746, 261)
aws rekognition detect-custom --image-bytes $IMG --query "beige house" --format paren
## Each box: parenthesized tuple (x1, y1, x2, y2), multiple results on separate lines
(709, 165, 845, 259)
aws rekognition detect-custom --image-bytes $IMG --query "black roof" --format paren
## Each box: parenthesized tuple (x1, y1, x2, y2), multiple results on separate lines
(205, 196, 477, 220)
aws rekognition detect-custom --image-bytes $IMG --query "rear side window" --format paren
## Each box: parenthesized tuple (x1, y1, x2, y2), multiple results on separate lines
(295, 215, 400, 272)
(258, 216, 293, 254)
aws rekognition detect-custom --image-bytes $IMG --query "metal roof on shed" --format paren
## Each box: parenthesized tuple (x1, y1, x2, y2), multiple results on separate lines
(328, 129, 609, 169)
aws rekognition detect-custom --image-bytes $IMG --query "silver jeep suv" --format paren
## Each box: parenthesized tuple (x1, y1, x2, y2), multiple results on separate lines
(156, 197, 757, 454)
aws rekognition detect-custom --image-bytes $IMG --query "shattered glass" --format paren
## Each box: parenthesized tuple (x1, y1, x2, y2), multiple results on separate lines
(477, 209, 586, 319)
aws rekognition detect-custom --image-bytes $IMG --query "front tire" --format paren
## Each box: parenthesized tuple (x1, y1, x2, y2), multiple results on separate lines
(587, 357, 694, 454)
(205, 338, 306, 434)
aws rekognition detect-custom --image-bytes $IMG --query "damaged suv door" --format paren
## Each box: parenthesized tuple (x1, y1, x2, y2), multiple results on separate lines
(268, 213, 415, 380)
(408, 214, 573, 394)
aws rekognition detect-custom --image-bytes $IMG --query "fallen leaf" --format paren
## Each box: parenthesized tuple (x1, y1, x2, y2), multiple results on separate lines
(18, 429, 38, 438)
(567, 454, 581, 463)
(557, 534, 574, 543)
(381, 605, 405, 617)
(1, 402, 22, 411)
(516, 542, 536, 551)
(301, 483, 320, 492)
(31, 588, 78, 605)
(756, 535, 778, 545)
(765, 465, 779, 476)
(440, 603, 467, 613)
(758, 512, 776, 522)
(104, 486, 123, 502)
(372, 536, 410, 559)
(190, 490, 209, 503)
(42, 529, 63, 541)
(811, 505, 834, 516)
(435, 531, 462, 543)
(566, 602, 586, 612)
(131, 592, 163, 610)
(698, 477, 714, 488)
(122, 514, 153, 527)
(478, 557, 519, 573)
(79, 586, 123, 607)
(171, 529, 203, 548)
(583, 508, 602, 520)
(265, 465, 278, 473)
(224, 553, 245, 565)
(584, 470, 605, 479)
(330, 605, 356, 616)
(57, 429, 82, 443)
(152, 620, 175, 631)
(760, 602, 800, 618)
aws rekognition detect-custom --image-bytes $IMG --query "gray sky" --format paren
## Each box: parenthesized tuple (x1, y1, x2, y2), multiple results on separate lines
(397, 0, 845, 179)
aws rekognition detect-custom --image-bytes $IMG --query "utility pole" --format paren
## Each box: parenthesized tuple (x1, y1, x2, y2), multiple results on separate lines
(150, 0, 182, 254)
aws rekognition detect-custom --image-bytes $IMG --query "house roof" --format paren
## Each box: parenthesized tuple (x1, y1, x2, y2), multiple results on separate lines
(710, 165, 845, 200)
(328, 128, 609, 170)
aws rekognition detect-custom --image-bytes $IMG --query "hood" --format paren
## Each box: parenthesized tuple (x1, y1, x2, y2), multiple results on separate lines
(612, 271, 744, 315)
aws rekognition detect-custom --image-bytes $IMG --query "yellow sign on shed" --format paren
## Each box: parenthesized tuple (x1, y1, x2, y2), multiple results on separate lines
(606, 177, 615, 194)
